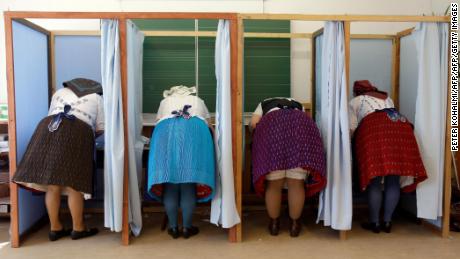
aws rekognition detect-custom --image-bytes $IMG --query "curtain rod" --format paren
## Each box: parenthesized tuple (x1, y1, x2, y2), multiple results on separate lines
(51, 30, 397, 39)
(51, 30, 314, 39)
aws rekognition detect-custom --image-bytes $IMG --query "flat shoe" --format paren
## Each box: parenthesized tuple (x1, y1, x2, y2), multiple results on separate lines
(182, 226, 199, 239)
(268, 218, 280, 236)
(168, 227, 181, 239)
(361, 222, 380, 234)
(49, 229, 71, 241)
(71, 228, 99, 240)
(289, 218, 302, 237)
(381, 221, 392, 233)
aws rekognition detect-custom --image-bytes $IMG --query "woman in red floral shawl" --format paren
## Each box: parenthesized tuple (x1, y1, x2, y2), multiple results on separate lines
(350, 80, 427, 234)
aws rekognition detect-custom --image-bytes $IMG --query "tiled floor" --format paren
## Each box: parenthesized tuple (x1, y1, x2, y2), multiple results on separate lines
(0, 212, 459, 259)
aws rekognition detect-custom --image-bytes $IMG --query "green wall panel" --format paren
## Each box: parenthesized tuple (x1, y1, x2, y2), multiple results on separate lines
(244, 20, 290, 112)
(142, 37, 195, 113)
(198, 37, 217, 112)
(198, 20, 218, 31)
(244, 20, 290, 33)
(133, 19, 195, 31)
(136, 19, 290, 113)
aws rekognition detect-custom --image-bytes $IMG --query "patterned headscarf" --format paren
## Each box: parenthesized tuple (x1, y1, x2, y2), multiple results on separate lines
(63, 78, 103, 97)
(353, 80, 388, 100)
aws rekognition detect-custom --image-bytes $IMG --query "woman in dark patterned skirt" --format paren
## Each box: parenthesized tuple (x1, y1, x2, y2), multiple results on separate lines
(250, 97, 326, 237)
(13, 78, 104, 241)
(350, 80, 428, 234)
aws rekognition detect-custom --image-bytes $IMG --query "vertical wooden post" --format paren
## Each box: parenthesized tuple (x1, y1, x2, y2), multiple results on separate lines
(118, 18, 130, 246)
(311, 37, 316, 119)
(340, 20, 351, 241)
(228, 16, 243, 243)
(339, 230, 347, 240)
(391, 36, 400, 109)
(49, 32, 56, 95)
(441, 28, 452, 238)
(4, 14, 20, 248)
(344, 21, 351, 98)
(310, 28, 324, 121)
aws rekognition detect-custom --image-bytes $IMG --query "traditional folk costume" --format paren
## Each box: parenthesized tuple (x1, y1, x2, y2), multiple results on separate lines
(147, 86, 215, 238)
(13, 78, 104, 200)
(251, 97, 326, 237)
(252, 98, 326, 197)
(349, 80, 427, 233)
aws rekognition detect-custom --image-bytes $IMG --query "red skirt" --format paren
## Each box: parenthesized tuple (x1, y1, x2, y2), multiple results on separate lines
(353, 110, 427, 192)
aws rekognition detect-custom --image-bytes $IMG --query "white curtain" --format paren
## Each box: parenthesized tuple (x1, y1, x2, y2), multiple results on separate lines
(210, 19, 241, 228)
(126, 20, 144, 236)
(414, 22, 449, 220)
(316, 21, 353, 230)
(101, 19, 124, 232)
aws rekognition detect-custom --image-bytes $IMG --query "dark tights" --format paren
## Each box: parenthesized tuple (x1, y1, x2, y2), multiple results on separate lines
(367, 175, 400, 223)
(163, 183, 196, 229)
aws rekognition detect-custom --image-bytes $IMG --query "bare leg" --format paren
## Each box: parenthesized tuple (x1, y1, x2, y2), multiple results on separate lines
(265, 179, 285, 219)
(286, 178, 305, 220)
(66, 187, 85, 231)
(46, 185, 63, 231)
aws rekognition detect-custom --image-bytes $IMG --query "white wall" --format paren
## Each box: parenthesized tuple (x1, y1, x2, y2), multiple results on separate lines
(0, 0, 443, 104)
(431, 0, 456, 15)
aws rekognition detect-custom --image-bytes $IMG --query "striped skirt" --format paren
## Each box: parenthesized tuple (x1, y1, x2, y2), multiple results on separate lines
(147, 117, 216, 202)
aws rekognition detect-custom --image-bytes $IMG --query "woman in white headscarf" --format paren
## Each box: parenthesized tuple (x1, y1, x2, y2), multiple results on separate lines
(147, 86, 216, 239)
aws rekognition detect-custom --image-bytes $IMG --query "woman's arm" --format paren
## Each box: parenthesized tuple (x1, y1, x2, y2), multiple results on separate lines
(348, 99, 359, 137)
(249, 102, 263, 131)
(250, 114, 262, 131)
(95, 130, 104, 137)
(207, 118, 215, 136)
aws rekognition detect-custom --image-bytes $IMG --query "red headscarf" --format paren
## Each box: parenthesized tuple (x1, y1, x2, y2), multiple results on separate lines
(353, 80, 388, 100)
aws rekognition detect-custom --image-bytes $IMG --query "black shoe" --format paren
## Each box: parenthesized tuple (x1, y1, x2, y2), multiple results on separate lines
(289, 218, 302, 237)
(268, 218, 280, 236)
(167, 227, 181, 239)
(48, 229, 71, 241)
(182, 226, 199, 239)
(71, 228, 99, 240)
(361, 222, 380, 234)
(381, 221, 392, 233)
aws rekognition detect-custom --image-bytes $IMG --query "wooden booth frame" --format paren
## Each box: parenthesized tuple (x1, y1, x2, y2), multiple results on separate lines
(4, 11, 242, 248)
(3, 11, 451, 248)
(237, 13, 451, 241)
(311, 24, 453, 239)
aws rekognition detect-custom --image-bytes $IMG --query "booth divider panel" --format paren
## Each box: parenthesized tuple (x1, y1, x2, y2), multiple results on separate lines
(314, 34, 323, 121)
(349, 39, 393, 98)
(398, 34, 418, 123)
(54, 35, 102, 90)
(12, 20, 49, 235)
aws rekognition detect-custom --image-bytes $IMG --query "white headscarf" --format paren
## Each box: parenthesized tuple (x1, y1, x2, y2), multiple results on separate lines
(163, 85, 197, 98)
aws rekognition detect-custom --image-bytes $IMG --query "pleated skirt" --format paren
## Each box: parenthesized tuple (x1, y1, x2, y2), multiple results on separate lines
(252, 109, 327, 197)
(147, 117, 216, 202)
(353, 110, 428, 192)
(13, 116, 94, 197)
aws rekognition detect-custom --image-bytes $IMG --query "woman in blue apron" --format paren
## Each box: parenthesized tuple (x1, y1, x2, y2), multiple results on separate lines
(147, 86, 216, 239)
